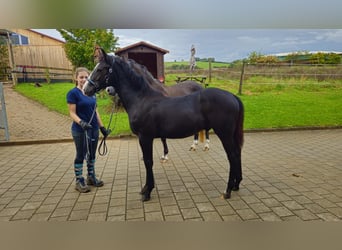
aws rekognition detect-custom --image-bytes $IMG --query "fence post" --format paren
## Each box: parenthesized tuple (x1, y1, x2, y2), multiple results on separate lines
(6, 32, 17, 86)
(0, 82, 10, 141)
(238, 61, 245, 95)
(208, 59, 212, 83)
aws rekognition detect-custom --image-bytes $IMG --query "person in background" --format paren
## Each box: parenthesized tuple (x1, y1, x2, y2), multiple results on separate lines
(66, 67, 109, 193)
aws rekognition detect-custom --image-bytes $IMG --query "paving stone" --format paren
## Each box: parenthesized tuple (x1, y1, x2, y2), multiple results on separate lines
(258, 212, 282, 221)
(201, 211, 223, 221)
(161, 205, 181, 216)
(164, 214, 184, 221)
(145, 211, 164, 221)
(316, 212, 340, 221)
(69, 209, 89, 221)
(87, 213, 107, 221)
(51, 207, 73, 218)
(271, 206, 294, 217)
(180, 207, 201, 220)
(11, 209, 35, 221)
(236, 208, 259, 220)
(108, 206, 126, 216)
(293, 209, 318, 221)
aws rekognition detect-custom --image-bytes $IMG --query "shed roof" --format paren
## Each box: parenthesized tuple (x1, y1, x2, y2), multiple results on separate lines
(0, 29, 13, 37)
(27, 29, 65, 43)
(115, 41, 169, 55)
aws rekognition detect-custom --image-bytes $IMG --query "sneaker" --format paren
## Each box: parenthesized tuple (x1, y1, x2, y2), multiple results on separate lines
(87, 175, 104, 187)
(75, 178, 91, 193)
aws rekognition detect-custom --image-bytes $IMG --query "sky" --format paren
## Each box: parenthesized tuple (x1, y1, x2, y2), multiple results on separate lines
(6, 0, 342, 62)
(34, 29, 342, 63)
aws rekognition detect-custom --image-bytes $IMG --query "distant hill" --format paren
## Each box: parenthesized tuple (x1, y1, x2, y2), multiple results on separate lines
(165, 61, 231, 70)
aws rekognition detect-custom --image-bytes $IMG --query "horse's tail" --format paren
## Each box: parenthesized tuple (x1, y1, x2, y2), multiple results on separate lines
(199, 130, 205, 143)
(234, 95, 244, 149)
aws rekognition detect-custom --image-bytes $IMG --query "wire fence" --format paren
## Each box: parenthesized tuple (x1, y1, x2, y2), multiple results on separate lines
(166, 62, 342, 94)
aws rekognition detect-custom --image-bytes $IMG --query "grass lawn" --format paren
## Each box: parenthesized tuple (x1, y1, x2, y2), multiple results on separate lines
(14, 78, 342, 136)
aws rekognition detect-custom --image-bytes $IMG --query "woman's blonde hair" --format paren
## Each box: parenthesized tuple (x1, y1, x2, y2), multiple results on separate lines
(74, 67, 90, 86)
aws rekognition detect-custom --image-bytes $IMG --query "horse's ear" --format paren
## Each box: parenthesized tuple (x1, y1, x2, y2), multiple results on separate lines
(94, 46, 107, 63)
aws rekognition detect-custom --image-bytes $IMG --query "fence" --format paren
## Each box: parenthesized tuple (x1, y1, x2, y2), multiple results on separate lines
(0, 65, 73, 83)
(166, 63, 342, 94)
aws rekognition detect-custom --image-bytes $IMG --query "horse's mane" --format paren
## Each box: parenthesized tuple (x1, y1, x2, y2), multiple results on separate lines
(125, 58, 168, 95)
(112, 56, 152, 92)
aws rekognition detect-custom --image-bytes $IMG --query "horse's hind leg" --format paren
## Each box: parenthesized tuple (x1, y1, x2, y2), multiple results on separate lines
(203, 130, 210, 151)
(160, 138, 169, 162)
(190, 133, 199, 151)
(139, 135, 155, 202)
(218, 136, 242, 199)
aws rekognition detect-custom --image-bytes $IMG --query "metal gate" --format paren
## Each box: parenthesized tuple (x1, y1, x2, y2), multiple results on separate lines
(0, 82, 10, 141)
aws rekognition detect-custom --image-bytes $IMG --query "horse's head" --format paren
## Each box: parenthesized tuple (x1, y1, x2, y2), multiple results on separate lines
(83, 47, 114, 96)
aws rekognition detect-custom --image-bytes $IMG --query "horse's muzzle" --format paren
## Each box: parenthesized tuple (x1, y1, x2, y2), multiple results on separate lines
(83, 79, 97, 96)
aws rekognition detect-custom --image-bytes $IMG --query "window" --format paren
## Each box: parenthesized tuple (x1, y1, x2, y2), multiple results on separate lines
(10, 33, 29, 45)
(20, 35, 29, 45)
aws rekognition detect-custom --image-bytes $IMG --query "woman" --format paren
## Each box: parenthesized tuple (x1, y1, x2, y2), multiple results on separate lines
(66, 67, 109, 193)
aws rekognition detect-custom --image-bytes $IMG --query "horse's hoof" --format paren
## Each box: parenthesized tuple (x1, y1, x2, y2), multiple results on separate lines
(203, 146, 209, 151)
(160, 155, 169, 163)
(232, 186, 239, 191)
(140, 185, 148, 195)
(141, 193, 151, 202)
(222, 191, 231, 199)
(189, 146, 196, 151)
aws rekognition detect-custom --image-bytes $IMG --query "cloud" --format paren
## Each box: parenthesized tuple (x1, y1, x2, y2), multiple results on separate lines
(315, 30, 342, 42)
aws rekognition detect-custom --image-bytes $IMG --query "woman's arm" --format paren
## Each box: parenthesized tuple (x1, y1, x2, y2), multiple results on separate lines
(96, 108, 105, 128)
(68, 103, 82, 125)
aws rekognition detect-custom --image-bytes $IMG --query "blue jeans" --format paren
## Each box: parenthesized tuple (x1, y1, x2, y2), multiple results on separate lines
(72, 129, 99, 166)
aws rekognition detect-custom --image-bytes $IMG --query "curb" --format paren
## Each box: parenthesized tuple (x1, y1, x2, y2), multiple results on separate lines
(0, 134, 135, 146)
(0, 126, 341, 146)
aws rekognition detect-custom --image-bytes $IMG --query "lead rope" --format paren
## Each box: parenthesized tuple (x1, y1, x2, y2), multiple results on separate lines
(98, 99, 117, 156)
(85, 102, 97, 161)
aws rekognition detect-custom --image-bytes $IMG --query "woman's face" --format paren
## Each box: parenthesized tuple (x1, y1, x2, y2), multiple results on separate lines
(76, 71, 89, 88)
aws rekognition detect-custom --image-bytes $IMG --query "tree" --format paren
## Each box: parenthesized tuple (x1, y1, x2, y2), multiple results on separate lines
(310, 52, 341, 64)
(0, 37, 9, 81)
(57, 29, 118, 70)
(247, 51, 279, 64)
(247, 51, 263, 64)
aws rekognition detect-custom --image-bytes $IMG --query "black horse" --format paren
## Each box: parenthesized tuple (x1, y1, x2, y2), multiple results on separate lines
(127, 59, 210, 162)
(84, 48, 244, 202)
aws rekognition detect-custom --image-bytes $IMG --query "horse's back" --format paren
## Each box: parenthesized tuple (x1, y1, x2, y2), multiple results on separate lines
(167, 80, 203, 96)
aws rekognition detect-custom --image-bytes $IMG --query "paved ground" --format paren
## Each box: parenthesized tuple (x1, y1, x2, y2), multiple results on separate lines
(1, 84, 71, 143)
(0, 84, 341, 221)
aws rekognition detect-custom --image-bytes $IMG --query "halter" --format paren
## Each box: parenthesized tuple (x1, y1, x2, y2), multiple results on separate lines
(87, 66, 113, 94)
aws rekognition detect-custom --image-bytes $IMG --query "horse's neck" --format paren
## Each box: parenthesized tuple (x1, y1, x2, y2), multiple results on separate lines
(116, 72, 161, 111)
(149, 79, 168, 96)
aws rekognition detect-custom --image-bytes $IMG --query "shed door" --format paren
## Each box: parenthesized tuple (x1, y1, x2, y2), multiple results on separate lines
(128, 52, 157, 79)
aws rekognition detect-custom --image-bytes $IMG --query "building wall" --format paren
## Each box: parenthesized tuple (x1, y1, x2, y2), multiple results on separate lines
(9, 29, 72, 70)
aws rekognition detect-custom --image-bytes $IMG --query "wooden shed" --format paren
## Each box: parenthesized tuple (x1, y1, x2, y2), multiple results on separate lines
(115, 41, 169, 82)
(3, 29, 73, 83)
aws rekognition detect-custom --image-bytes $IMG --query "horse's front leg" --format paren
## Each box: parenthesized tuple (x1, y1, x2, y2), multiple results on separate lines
(160, 138, 169, 162)
(139, 135, 155, 202)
